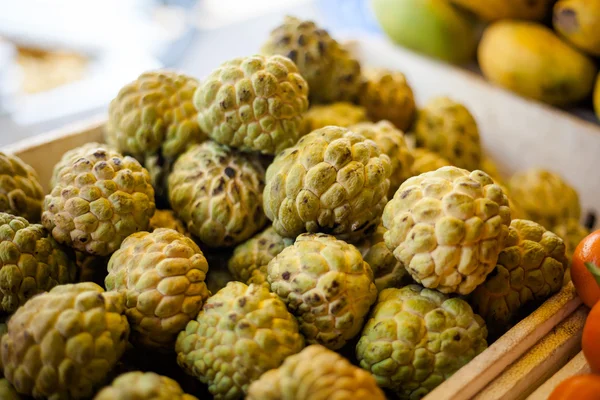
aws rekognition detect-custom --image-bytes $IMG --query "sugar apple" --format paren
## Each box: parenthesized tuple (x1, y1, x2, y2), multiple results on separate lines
(42, 146, 156, 256)
(106, 70, 205, 160)
(359, 68, 416, 131)
(268, 233, 378, 349)
(74, 251, 109, 286)
(356, 285, 488, 399)
(175, 282, 304, 399)
(355, 224, 410, 291)
(228, 226, 293, 283)
(413, 97, 482, 171)
(247, 344, 386, 400)
(50, 142, 113, 189)
(263, 126, 391, 242)
(509, 168, 581, 229)
(149, 209, 190, 237)
(383, 166, 511, 295)
(0, 379, 21, 400)
(497, 183, 529, 220)
(470, 219, 567, 332)
(0, 212, 76, 313)
(105, 228, 210, 349)
(553, 218, 589, 260)
(168, 141, 267, 247)
(94, 371, 198, 400)
(194, 55, 309, 155)
(261, 16, 362, 104)
(246, 264, 269, 287)
(303, 102, 368, 133)
(411, 148, 452, 175)
(350, 120, 415, 197)
(0, 152, 44, 222)
(0, 282, 130, 399)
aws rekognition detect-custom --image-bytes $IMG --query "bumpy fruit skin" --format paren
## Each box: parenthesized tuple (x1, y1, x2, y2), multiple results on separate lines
(42, 146, 156, 256)
(0, 379, 21, 400)
(268, 233, 378, 349)
(51, 142, 112, 189)
(247, 344, 386, 400)
(553, 218, 589, 261)
(194, 55, 309, 155)
(470, 219, 567, 331)
(169, 141, 266, 247)
(0, 283, 130, 399)
(303, 102, 368, 133)
(509, 168, 580, 229)
(0, 152, 44, 222)
(359, 68, 416, 131)
(94, 371, 198, 400)
(356, 285, 488, 399)
(105, 229, 210, 349)
(450, 0, 553, 21)
(478, 21, 597, 106)
(351, 121, 415, 197)
(228, 226, 293, 282)
(413, 97, 482, 171)
(355, 225, 409, 291)
(106, 70, 205, 160)
(149, 209, 190, 237)
(411, 148, 451, 175)
(175, 282, 304, 399)
(553, 0, 600, 57)
(0, 212, 76, 313)
(247, 264, 269, 287)
(383, 167, 511, 295)
(261, 16, 362, 104)
(263, 126, 391, 242)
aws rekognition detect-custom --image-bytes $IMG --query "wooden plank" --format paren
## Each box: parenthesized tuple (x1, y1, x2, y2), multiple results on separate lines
(473, 306, 588, 400)
(526, 351, 591, 400)
(424, 283, 581, 400)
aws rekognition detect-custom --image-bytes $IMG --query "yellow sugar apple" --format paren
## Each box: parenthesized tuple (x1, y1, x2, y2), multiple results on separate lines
(175, 282, 304, 399)
(0, 152, 44, 222)
(0, 379, 21, 400)
(105, 228, 210, 349)
(267, 233, 378, 349)
(94, 371, 198, 400)
(411, 148, 452, 175)
(383, 166, 511, 295)
(194, 55, 309, 155)
(303, 102, 368, 133)
(0, 283, 130, 399)
(553, 218, 589, 260)
(50, 142, 114, 189)
(149, 209, 190, 237)
(247, 344, 385, 400)
(263, 126, 391, 242)
(356, 285, 488, 399)
(168, 141, 267, 247)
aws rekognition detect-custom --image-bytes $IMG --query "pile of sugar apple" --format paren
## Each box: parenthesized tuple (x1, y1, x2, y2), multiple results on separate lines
(0, 15, 589, 400)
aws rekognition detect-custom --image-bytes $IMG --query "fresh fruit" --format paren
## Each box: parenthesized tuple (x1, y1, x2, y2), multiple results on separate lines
(261, 16, 362, 104)
(383, 167, 511, 295)
(0, 283, 130, 399)
(149, 209, 190, 237)
(411, 148, 451, 175)
(478, 21, 597, 106)
(355, 224, 409, 291)
(228, 226, 293, 283)
(553, 218, 590, 261)
(497, 183, 529, 220)
(168, 141, 267, 247)
(0, 379, 21, 400)
(372, 0, 479, 64)
(0, 152, 44, 222)
(175, 282, 304, 399)
(413, 97, 482, 171)
(303, 102, 368, 133)
(571, 230, 600, 308)
(105, 228, 210, 349)
(42, 145, 156, 256)
(548, 374, 600, 400)
(450, 0, 553, 21)
(263, 126, 391, 241)
(553, 0, 600, 57)
(583, 300, 600, 373)
(106, 70, 205, 160)
(267, 233, 378, 349)
(470, 219, 567, 332)
(356, 285, 488, 399)
(0, 212, 76, 313)
(94, 371, 198, 400)
(247, 264, 269, 287)
(247, 345, 386, 400)
(509, 168, 580, 229)
(351, 120, 415, 197)
(50, 142, 113, 188)
(194, 55, 309, 155)
(359, 68, 416, 131)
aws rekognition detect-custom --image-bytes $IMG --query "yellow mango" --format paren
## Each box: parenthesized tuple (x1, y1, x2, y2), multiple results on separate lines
(478, 21, 597, 106)
(451, 0, 553, 21)
(554, 0, 600, 57)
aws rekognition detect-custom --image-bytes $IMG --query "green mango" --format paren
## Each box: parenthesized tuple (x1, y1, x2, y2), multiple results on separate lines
(371, 0, 479, 64)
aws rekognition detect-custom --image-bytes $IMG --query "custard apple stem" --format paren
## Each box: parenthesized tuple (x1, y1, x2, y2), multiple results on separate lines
(585, 262, 600, 288)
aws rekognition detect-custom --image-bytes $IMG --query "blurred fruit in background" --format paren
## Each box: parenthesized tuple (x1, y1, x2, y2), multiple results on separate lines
(450, 0, 554, 22)
(553, 0, 600, 57)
